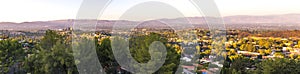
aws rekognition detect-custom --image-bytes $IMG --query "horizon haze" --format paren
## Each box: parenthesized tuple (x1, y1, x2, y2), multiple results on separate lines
(1, 0, 300, 22)
(1, 14, 300, 31)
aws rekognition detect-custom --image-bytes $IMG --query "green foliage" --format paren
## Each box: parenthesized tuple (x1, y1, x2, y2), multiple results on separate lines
(6, 29, 300, 74)
(129, 33, 180, 73)
(222, 57, 300, 74)
(229, 57, 255, 74)
(41, 40, 77, 74)
(25, 30, 78, 74)
(255, 58, 300, 74)
(109, 33, 180, 73)
(73, 37, 103, 74)
(0, 39, 24, 73)
(39, 30, 63, 50)
(96, 38, 119, 73)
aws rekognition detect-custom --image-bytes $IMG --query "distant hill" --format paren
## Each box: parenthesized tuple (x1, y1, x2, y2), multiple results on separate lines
(1, 14, 300, 31)
(160, 14, 300, 24)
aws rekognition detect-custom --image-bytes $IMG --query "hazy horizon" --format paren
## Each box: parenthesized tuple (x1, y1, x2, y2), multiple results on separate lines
(0, 13, 299, 23)
(1, 0, 300, 22)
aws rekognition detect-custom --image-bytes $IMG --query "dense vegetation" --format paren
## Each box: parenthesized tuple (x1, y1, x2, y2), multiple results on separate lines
(2, 29, 300, 74)
(0, 30, 180, 74)
(238, 30, 300, 37)
(221, 57, 300, 74)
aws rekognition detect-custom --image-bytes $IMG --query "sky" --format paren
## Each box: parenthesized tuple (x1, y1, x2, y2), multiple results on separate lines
(1, 0, 300, 22)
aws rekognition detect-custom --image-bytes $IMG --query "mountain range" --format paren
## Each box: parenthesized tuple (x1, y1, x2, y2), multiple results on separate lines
(1, 14, 300, 31)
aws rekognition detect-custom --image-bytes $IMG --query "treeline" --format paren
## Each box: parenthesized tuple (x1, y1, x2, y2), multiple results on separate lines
(0, 30, 180, 74)
(221, 57, 300, 74)
(238, 30, 300, 37)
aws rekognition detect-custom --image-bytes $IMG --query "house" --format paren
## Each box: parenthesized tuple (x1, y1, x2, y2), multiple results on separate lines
(182, 65, 195, 71)
(181, 57, 192, 62)
(182, 65, 196, 74)
(199, 58, 211, 64)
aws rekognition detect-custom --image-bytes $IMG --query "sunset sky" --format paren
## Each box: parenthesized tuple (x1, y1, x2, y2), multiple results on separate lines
(1, 0, 300, 22)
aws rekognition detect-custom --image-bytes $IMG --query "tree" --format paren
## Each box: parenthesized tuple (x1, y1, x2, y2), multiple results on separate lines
(221, 56, 258, 74)
(39, 30, 62, 50)
(255, 58, 300, 74)
(40, 40, 77, 74)
(110, 33, 180, 73)
(73, 37, 104, 74)
(25, 30, 78, 74)
(97, 38, 119, 73)
(245, 43, 254, 52)
(129, 33, 180, 73)
(230, 57, 255, 74)
(0, 39, 25, 73)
